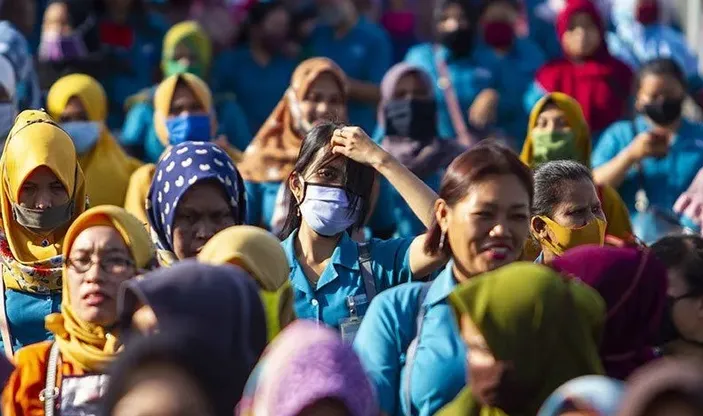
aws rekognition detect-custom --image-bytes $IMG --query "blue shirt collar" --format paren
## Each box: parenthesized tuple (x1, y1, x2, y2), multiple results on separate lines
(423, 263, 458, 307)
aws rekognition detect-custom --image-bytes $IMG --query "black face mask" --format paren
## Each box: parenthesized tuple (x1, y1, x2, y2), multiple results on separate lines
(643, 98, 683, 126)
(384, 98, 437, 141)
(437, 28, 474, 55)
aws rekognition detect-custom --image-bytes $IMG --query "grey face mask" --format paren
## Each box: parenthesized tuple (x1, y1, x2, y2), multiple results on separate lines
(12, 201, 75, 231)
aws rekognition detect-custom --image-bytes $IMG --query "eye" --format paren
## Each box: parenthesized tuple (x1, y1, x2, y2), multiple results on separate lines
(510, 213, 528, 221)
(50, 182, 65, 192)
(21, 183, 37, 193)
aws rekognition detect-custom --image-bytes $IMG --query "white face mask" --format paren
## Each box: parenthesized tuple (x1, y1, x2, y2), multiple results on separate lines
(299, 183, 360, 237)
(61, 121, 101, 154)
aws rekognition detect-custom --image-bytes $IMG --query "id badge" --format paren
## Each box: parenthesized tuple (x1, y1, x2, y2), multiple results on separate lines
(60, 374, 110, 416)
(340, 316, 362, 343)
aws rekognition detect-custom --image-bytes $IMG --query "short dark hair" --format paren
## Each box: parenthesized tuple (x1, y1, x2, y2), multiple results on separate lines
(423, 141, 533, 256)
(651, 235, 703, 295)
(637, 58, 688, 92)
(532, 160, 593, 218)
(278, 121, 375, 240)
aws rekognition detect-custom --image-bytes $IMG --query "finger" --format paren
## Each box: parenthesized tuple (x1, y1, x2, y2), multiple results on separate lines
(674, 195, 692, 213)
(331, 144, 349, 157)
(330, 135, 347, 146)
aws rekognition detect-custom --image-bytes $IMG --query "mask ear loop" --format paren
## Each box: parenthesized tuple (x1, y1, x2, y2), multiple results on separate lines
(606, 248, 650, 320)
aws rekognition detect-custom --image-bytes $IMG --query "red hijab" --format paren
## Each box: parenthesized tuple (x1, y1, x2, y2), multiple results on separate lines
(536, 0, 633, 133)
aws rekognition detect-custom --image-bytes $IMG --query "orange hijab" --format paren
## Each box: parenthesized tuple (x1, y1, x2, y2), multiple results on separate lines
(238, 58, 348, 183)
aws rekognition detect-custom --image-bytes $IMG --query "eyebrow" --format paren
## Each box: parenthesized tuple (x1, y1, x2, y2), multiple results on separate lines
(476, 202, 529, 210)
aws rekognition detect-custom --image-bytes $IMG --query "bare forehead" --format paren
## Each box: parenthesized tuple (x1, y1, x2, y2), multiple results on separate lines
(71, 225, 127, 251)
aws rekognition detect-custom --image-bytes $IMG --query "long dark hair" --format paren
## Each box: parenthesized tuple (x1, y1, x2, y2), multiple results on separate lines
(278, 121, 375, 240)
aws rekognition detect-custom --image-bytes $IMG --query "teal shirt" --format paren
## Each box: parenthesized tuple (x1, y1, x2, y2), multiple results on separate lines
(211, 47, 297, 134)
(120, 91, 252, 163)
(281, 230, 414, 328)
(308, 18, 392, 132)
(592, 115, 703, 215)
(353, 265, 466, 416)
(0, 289, 61, 354)
(474, 38, 546, 148)
(244, 181, 282, 229)
(404, 43, 499, 140)
(100, 14, 169, 129)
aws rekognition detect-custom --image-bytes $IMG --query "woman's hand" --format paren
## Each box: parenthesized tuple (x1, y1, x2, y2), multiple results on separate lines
(468, 88, 499, 129)
(626, 130, 671, 162)
(331, 126, 389, 169)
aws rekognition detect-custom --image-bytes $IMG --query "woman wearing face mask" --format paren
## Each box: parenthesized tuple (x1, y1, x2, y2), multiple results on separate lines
(375, 63, 465, 238)
(524, 0, 633, 141)
(0, 110, 88, 357)
(121, 21, 252, 162)
(404, 0, 503, 143)
(593, 58, 703, 244)
(436, 262, 605, 415)
(198, 225, 295, 342)
(650, 236, 703, 361)
(146, 141, 246, 266)
(36, 0, 106, 93)
(1, 205, 154, 415)
(531, 160, 607, 265)
(239, 321, 379, 416)
(47, 74, 143, 207)
(0, 55, 18, 147)
(520, 92, 632, 252)
(211, 1, 297, 135)
(552, 246, 668, 380)
(238, 58, 347, 230)
(474, 0, 545, 148)
(607, 0, 703, 109)
(353, 143, 534, 416)
(279, 121, 445, 332)
(124, 73, 241, 225)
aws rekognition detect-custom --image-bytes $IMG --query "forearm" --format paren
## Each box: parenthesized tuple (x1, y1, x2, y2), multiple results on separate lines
(593, 147, 638, 188)
(373, 152, 438, 228)
(348, 79, 381, 104)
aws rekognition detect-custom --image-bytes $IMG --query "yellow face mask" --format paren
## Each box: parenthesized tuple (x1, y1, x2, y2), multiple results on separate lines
(535, 216, 607, 256)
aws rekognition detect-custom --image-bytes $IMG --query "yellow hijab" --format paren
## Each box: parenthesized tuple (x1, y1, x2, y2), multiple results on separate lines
(45, 205, 155, 372)
(520, 92, 591, 167)
(198, 226, 295, 341)
(161, 21, 212, 78)
(46, 74, 143, 207)
(0, 110, 87, 293)
(520, 92, 633, 245)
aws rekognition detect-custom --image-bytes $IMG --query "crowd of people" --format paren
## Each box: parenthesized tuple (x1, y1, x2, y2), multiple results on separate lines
(0, 0, 699, 414)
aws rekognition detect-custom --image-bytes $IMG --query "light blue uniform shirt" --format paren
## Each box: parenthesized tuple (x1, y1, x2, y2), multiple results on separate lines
(0, 289, 61, 354)
(281, 230, 414, 328)
(308, 18, 392, 133)
(592, 115, 703, 216)
(244, 181, 282, 229)
(353, 266, 466, 416)
(210, 47, 298, 134)
(404, 43, 498, 140)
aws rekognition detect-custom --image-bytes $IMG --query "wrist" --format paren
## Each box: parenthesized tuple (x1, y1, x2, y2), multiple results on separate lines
(370, 147, 393, 171)
(623, 145, 641, 165)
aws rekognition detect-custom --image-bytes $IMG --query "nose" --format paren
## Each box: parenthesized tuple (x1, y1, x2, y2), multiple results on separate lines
(82, 261, 103, 284)
(445, 19, 459, 31)
(194, 219, 217, 243)
(178, 57, 192, 67)
(34, 190, 53, 210)
(489, 222, 510, 238)
(315, 100, 329, 117)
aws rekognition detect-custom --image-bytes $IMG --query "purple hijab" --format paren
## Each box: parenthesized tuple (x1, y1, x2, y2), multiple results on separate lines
(378, 62, 465, 178)
(551, 246, 667, 380)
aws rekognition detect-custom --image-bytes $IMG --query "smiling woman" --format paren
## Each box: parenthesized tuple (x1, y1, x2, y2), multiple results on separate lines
(2, 205, 154, 416)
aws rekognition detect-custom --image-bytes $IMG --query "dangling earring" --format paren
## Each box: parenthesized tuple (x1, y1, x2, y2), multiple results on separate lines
(439, 230, 446, 251)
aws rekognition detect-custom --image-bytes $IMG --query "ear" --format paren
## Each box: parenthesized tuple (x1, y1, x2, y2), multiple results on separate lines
(288, 173, 304, 204)
(531, 216, 551, 242)
(435, 198, 450, 233)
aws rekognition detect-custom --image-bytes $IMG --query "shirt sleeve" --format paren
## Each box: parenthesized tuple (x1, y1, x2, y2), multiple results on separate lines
(591, 123, 628, 169)
(369, 237, 414, 289)
(353, 286, 420, 416)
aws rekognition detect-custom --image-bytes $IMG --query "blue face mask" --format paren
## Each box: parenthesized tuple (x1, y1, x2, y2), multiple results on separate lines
(61, 121, 101, 154)
(299, 183, 360, 237)
(165, 114, 211, 145)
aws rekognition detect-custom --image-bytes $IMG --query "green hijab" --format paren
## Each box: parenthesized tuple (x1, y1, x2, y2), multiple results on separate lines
(438, 262, 606, 416)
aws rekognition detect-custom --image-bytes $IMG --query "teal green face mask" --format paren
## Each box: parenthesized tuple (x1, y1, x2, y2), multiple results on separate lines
(531, 130, 578, 164)
(163, 60, 203, 78)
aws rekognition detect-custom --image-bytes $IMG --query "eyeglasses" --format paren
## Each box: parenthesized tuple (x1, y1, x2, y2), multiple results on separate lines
(65, 256, 135, 275)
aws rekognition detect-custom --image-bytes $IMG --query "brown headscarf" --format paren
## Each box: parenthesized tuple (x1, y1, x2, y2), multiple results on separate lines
(237, 58, 348, 183)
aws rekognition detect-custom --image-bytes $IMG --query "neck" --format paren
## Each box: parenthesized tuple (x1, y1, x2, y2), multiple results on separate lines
(250, 41, 272, 66)
(295, 222, 340, 265)
(667, 338, 703, 357)
(452, 262, 473, 284)
(541, 248, 557, 264)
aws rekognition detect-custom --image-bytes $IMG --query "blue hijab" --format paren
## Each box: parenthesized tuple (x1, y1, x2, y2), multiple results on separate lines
(146, 141, 245, 259)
